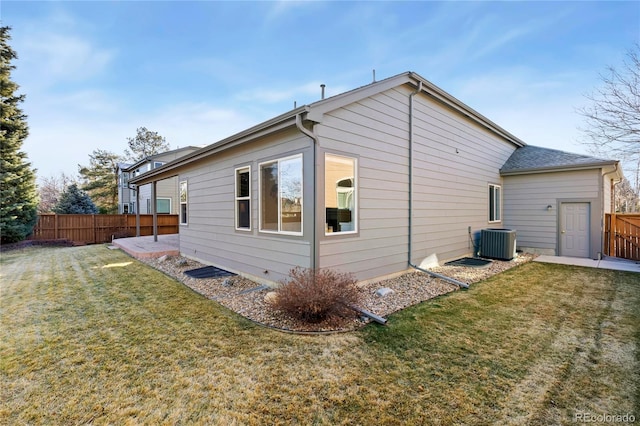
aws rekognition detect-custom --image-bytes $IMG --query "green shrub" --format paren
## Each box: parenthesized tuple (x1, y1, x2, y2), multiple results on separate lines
(269, 267, 361, 324)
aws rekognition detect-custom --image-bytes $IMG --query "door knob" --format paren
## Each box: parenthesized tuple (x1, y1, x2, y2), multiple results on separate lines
(561, 230, 566, 234)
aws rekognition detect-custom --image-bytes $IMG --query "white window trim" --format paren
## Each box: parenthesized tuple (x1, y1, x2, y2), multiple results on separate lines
(325, 154, 358, 236)
(235, 166, 251, 231)
(180, 181, 188, 225)
(489, 183, 502, 223)
(258, 154, 303, 236)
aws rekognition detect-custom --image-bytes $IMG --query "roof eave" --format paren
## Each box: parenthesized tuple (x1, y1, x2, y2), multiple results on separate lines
(306, 71, 525, 148)
(408, 72, 526, 148)
(500, 160, 620, 176)
(130, 108, 307, 185)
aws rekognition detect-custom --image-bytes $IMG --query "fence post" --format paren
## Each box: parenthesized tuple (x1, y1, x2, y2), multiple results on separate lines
(54, 214, 58, 239)
(610, 213, 616, 257)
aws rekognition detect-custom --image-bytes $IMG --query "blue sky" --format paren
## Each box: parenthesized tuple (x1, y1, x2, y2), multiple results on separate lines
(2, 1, 639, 181)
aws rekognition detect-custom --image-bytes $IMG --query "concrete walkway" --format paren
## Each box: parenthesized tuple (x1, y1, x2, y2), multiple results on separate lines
(111, 234, 179, 259)
(534, 255, 640, 273)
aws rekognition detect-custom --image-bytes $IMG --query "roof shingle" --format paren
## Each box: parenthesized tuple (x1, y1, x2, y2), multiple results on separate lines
(500, 145, 616, 174)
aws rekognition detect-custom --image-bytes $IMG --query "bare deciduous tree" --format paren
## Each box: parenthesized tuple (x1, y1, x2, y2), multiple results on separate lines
(578, 44, 640, 210)
(37, 172, 77, 214)
(615, 176, 640, 213)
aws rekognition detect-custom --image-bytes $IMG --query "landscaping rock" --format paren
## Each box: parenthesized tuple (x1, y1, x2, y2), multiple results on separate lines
(375, 287, 395, 297)
(264, 291, 278, 305)
(139, 252, 536, 332)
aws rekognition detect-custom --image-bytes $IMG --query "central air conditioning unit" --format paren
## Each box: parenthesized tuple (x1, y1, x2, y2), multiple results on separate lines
(481, 228, 517, 260)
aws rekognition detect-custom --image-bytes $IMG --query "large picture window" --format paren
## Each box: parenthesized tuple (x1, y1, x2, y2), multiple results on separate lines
(325, 154, 357, 234)
(180, 181, 188, 225)
(489, 184, 501, 222)
(147, 198, 171, 214)
(260, 154, 303, 235)
(235, 166, 251, 230)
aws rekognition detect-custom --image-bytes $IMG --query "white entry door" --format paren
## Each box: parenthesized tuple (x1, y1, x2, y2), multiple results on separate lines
(560, 202, 590, 258)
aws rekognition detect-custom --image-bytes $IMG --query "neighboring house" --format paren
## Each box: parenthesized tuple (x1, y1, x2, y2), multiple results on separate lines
(117, 146, 201, 214)
(130, 71, 622, 285)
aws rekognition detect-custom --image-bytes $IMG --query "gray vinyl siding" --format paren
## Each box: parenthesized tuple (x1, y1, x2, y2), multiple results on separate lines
(120, 147, 199, 214)
(178, 127, 313, 284)
(156, 177, 179, 214)
(317, 84, 518, 281)
(136, 177, 180, 214)
(502, 169, 602, 255)
(137, 184, 152, 213)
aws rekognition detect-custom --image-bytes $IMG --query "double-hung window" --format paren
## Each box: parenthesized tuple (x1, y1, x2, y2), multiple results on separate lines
(325, 154, 357, 234)
(180, 181, 188, 225)
(235, 167, 251, 230)
(259, 154, 303, 235)
(489, 184, 501, 222)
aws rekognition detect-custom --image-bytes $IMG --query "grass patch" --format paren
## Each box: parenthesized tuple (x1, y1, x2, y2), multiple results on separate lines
(1, 245, 638, 424)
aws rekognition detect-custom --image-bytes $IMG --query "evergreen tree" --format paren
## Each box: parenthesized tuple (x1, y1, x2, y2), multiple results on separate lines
(0, 26, 38, 244)
(78, 149, 122, 214)
(53, 184, 98, 214)
(125, 127, 170, 161)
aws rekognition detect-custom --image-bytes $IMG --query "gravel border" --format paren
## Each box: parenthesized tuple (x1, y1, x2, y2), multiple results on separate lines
(140, 253, 536, 333)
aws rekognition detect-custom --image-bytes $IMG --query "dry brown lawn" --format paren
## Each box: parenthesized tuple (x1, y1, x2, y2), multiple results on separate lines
(1, 245, 638, 425)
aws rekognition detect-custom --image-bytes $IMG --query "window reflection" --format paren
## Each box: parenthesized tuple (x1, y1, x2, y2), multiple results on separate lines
(325, 154, 356, 234)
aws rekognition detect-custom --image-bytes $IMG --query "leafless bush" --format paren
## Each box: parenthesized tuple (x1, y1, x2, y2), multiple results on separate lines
(268, 267, 361, 323)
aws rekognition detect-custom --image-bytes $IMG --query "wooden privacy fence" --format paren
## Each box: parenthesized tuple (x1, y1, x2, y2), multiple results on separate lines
(30, 214, 179, 245)
(604, 213, 640, 261)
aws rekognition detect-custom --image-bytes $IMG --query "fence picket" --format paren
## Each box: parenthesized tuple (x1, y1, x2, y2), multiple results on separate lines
(604, 213, 640, 261)
(29, 214, 179, 245)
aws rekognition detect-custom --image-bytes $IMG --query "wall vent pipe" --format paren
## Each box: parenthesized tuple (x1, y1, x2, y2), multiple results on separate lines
(320, 84, 326, 100)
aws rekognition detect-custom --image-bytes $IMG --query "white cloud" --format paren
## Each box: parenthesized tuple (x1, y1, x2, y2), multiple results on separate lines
(11, 9, 116, 88)
(263, 0, 322, 23)
(143, 102, 255, 147)
(235, 80, 351, 105)
(23, 33, 115, 83)
(24, 97, 258, 180)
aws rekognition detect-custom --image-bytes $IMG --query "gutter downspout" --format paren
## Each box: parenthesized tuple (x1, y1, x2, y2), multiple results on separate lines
(407, 81, 469, 289)
(602, 162, 622, 258)
(135, 186, 140, 236)
(296, 113, 319, 271)
(603, 162, 622, 212)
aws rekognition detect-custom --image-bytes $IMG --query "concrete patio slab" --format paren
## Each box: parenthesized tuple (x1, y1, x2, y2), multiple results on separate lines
(111, 234, 179, 259)
(534, 255, 640, 273)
